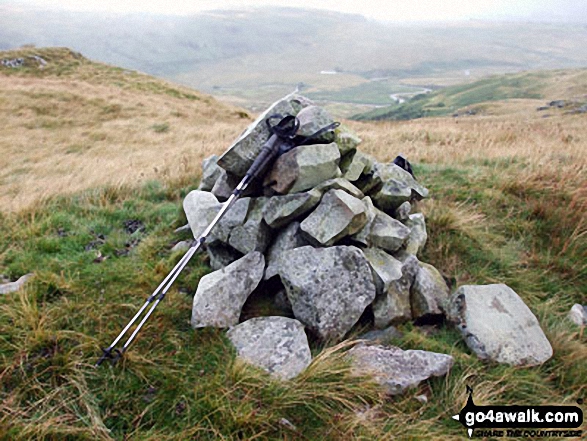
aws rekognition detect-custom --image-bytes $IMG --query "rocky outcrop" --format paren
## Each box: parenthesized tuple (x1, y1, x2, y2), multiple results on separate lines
(568, 304, 587, 326)
(0, 274, 34, 295)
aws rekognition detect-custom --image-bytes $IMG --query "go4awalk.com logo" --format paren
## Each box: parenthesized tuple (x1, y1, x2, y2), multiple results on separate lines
(452, 386, 584, 438)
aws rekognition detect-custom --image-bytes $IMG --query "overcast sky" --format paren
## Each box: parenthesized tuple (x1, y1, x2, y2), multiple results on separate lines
(9, 0, 587, 22)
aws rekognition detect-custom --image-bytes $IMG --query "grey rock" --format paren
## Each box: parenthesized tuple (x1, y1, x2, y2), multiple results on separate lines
(296, 105, 336, 143)
(274, 288, 293, 314)
(340, 151, 374, 182)
(191, 252, 265, 328)
(227, 316, 312, 380)
(568, 304, 587, 326)
(372, 254, 419, 327)
(358, 326, 403, 344)
(362, 248, 403, 295)
(198, 155, 223, 192)
(183, 190, 222, 239)
(311, 177, 364, 199)
(229, 198, 272, 254)
(301, 189, 368, 246)
(217, 93, 312, 178)
(211, 169, 236, 201)
(0, 274, 34, 295)
(349, 344, 453, 395)
(213, 198, 252, 243)
(371, 163, 429, 213)
(395, 201, 411, 221)
(334, 124, 362, 155)
(265, 222, 309, 280)
(411, 262, 449, 321)
(351, 197, 377, 246)
(278, 246, 376, 341)
(265, 142, 341, 194)
(206, 242, 243, 271)
(262, 191, 320, 229)
(447, 284, 553, 366)
(405, 213, 427, 255)
(353, 200, 410, 252)
(171, 240, 191, 253)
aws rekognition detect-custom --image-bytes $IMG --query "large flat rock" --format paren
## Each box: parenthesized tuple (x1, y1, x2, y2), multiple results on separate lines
(278, 245, 376, 341)
(447, 284, 553, 366)
(349, 344, 453, 395)
(227, 316, 312, 380)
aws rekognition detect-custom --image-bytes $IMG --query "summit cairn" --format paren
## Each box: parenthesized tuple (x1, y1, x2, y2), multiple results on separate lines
(182, 93, 550, 385)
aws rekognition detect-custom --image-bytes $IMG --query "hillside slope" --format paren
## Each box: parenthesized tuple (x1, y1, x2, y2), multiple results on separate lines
(0, 47, 250, 212)
(353, 68, 587, 120)
(0, 48, 585, 440)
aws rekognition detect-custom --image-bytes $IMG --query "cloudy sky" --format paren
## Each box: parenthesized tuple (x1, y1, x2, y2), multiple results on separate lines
(11, 0, 587, 22)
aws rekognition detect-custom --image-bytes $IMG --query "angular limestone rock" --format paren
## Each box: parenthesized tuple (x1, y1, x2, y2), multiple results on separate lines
(312, 177, 364, 199)
(362, 247, 403, 295)
(229, 198, 273, 254)
(411, 262, 449, 321)
(568, 304, 587, 326)
(349, 344, 453, 395)
(447, 284, 553, 366)
(395, 201, 411, 221)
(191, 252, 265, 328)
(353, 200, 410, 252)
(278, 246, 376, 341)
(372, 254, 419, 327)
(340, 151, 374, 182)
(211, 169, 236, 201)
(198, 155, 223, 192)
(262, 191, 321, 229)
(264, 222, 309, 280)
(227, 316, 312, 380)
(296, 105, 336, 143)
(265, 142, 341, 194)
(218, 93, 312, 178)
(334, 124, 362, 155)
(212, 197, 252, 243)
(300, 189, 368, 246)
(206, 242, 243, 271)
(371, 163, 429, 212)
(183, 190, 222, 239)
(404, 213, 427, 255)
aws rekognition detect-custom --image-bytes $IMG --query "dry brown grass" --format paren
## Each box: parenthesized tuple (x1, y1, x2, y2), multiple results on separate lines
(349, 106, 586, 171)
(0, 49, 249, 212)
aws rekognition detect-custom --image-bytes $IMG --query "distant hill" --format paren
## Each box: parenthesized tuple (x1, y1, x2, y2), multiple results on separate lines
(2, 5, 587, 112)
(352, 69, 587, 120)
(0, 46, 249, 212)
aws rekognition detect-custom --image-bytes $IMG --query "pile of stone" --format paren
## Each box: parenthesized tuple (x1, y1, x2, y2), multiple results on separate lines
(182, 93, 553, 392)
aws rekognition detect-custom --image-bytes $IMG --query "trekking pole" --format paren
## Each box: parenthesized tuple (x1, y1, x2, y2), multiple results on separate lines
(96, 114, 307, 366)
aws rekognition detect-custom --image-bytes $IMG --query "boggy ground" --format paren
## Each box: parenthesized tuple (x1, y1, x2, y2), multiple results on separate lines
(0, 48, 585, 440)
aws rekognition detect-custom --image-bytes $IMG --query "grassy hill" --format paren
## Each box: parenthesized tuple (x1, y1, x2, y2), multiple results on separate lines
(0, 47, 250, 212)
(2, 4, 587, 113)
(0, 48, 585, 439)
(353, 69, 587, 120)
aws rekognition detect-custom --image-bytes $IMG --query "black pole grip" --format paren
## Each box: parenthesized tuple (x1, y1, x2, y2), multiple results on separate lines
(243, 134, 280, 182)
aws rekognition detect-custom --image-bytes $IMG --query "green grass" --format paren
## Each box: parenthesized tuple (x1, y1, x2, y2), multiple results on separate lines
(0, 161, 585, 439)
(353, 72, 548, 121)
(306, 80, 422, 106)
